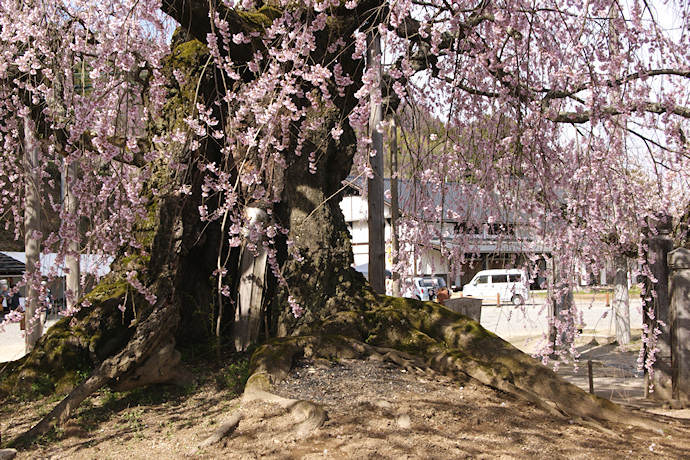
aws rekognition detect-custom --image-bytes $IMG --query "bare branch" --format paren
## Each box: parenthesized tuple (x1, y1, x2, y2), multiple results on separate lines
(552, 102, 690, 124)
(541, 69, 690, 103)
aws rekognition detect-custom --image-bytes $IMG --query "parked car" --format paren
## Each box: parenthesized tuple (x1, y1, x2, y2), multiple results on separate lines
(407, 276, 447, 301)
(462, 269, 529, 306)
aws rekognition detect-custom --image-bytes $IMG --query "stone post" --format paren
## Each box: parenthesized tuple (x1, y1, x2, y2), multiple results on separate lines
(643, 214, 674, 400)
(547, 257, 574, 353)
(668, 248, 690, 404)
(613, 254, 630, 345)
(234, 205, 271, 352)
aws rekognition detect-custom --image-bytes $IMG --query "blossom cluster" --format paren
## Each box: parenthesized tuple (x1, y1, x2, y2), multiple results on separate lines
(2, 0, 689, 366)
(0, 0, 169, 313)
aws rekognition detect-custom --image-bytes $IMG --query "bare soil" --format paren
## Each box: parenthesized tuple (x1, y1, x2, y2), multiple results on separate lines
(2, 355, 690, 459)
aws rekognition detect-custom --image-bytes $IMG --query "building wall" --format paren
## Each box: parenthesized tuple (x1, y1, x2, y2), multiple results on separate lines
(340, 192, 541, 290)
(341, 195, 450, 278)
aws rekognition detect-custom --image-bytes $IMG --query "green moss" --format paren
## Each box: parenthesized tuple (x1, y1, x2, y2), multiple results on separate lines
(249, 336, 304, 374)
(459, 320, 496, 340)
(170, 39, 208, 67)
(82, 277, 128, 304)
(443, 348, 500, 379)
(55, 370, 86, 395)
(309, 310, 367, 340)
(245, 372, 271, 391)
(133, 220, 157, 255)
(1, 273, 132, 401)
(163, 39, 212, 107)
(2, 330, 93, 399)
(238, 6, 283, 31)
(307, 334, 361, 360)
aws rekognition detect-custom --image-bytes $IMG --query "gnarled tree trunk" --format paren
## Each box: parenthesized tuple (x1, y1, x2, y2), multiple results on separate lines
(4, 3, 370, 437)
(2, 1, 658, 442)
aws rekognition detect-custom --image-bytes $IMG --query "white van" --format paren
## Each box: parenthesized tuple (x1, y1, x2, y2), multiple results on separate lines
(462, 269, 529, 305)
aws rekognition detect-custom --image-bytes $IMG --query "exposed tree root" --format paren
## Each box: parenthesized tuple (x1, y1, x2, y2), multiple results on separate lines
(18, 300, 179, 442)
(242, 372, 327, 438)
(0, 449, 18, 460)
(12, 293, 674, 446)
(242, 298, 671, 436)
(197, 412, 244, 449)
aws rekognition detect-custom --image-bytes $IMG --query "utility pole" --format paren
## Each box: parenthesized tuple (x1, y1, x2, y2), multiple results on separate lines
(367, 29, 385, 294)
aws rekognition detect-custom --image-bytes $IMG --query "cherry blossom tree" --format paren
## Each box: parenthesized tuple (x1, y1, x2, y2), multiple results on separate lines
(0, 0, 169, 346)
(1, 0, 689, 438)
(385, 0, 690, 359)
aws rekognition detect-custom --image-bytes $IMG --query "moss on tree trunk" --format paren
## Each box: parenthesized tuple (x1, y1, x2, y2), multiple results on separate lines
(0, 3, 660, 441)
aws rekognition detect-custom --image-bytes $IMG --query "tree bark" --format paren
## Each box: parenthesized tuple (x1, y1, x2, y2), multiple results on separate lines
(22, 295, 179, 439)
(367, 30, 385, 295)
(23, 116, 42, 352)
(8, 3, 369, 407)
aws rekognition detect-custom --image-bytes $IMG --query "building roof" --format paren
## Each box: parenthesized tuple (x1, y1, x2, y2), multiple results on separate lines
(0, 252, 113, 278)
(343, 176, 553, 254)
(0, 252, 26, 275)
(343, 175, 524, 225)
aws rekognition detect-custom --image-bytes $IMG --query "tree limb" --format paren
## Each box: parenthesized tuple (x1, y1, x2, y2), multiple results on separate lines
(20, 299, 178, 440)
(551, 102, 690, 124)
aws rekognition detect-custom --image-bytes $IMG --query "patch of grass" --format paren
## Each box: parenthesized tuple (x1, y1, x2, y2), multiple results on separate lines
(99, 387, 117, 405)
(160, 419, 176, 438)
(121, 407, 146, 431)
(180, 339, 215, 362)
(43, 424, 65, 443)
(215, 359, 251, 397)
(183, 382, 199, 395)
(213, 344, 257, 397)
(117, 406, 148, 440)
(29, 374, 55, 398)
(69, 385, 178, 433)
(120, 386, 169, 406)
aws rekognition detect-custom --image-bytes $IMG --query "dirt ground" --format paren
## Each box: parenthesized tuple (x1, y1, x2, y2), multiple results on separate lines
(2, 353, 690, 459)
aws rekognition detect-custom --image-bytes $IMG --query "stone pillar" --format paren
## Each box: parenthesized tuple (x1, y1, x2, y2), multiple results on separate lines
(643, 214, 674, 400)
(547, 257, 574, 352)
(234, 205, 271, 352)
(668, 248, 690, 404)
(613, 254, 630, 345)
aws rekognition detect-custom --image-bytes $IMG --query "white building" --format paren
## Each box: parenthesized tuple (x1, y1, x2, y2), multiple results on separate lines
(0, 251, 113, 305)
(340, 177, 551, 289)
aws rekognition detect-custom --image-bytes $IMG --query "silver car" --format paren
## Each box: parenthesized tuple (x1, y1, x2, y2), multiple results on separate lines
(409, 276, 446, 301)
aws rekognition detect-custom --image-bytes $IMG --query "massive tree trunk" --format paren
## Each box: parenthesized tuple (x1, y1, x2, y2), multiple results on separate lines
(1, 2, 659, 441)
(3, 31, 241, 435)
(2, 0, 367, 409)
